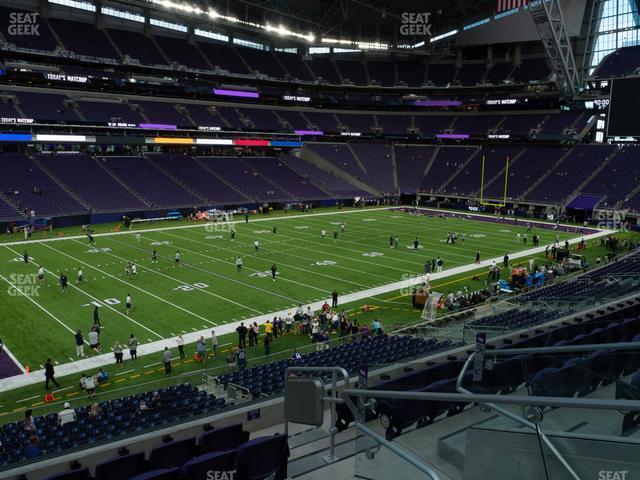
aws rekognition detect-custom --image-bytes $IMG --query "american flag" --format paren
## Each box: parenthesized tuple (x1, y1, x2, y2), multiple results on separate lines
(496, 0, 528, 12)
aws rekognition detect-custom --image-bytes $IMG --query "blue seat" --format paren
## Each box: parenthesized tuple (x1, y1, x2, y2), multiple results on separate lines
(235, 435, 288, 480)
(130, 468, 180, 480)
(182, 451, 236, 480)
(95, 452, 145, 480)
(150, 437, 196, 469)
(43, 467, 90, 480)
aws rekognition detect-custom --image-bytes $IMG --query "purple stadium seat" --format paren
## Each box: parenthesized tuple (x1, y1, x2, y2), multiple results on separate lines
(130, 468, 180, 480)
(182, 451, 236, 480)
(198, 423, 248, 452)
(44, 468, 89, 480)
(235, 435, 289, 480)
(95, 452, 145, 480)
(150, 437, 196, 469)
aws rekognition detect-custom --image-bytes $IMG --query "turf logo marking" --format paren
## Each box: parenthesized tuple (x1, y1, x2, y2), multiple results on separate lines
(362, 252, 384, 257)
(7, 273, 40, 297)
(252, 230, 272, 234)
(150, 241, 172, 246)
(499, 229, 511, 233)
(173, 283, 209, 292)
(9, 256, 34, 262)
(312, 260, 337, 266)
(82, 298, 120, 308)
(87, 247, 112, 253)
(249, 271, 273, 278)
(470, 234, 487, 238)
(294, 226, 309, 229)
(205, 235, 224, 240)
(362, 218, 376, 222)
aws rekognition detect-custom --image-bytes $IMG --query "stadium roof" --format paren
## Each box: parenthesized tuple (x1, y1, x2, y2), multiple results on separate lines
(113, 0, 498, 47)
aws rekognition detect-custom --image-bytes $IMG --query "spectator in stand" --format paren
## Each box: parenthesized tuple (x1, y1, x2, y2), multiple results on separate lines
(25, 435, 42, 459)
(23, 409, 35, 434)
(237, 346, 246, 371)
(89, 403, 102, 419)
(58, 402, 76, 426)
(372, 319, 381, 336)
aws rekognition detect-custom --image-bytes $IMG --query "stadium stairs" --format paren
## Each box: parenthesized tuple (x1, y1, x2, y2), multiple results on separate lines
(30, 156, 92, 211)
(299, 145, 380, 196)
(519, 145, 575, 201)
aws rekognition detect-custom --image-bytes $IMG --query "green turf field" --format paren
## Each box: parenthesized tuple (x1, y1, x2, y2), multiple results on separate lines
(0, 206, 612, 419)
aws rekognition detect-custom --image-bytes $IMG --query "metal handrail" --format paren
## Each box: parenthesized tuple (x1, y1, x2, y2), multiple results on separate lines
(339, 387, 640, 480)
(455, 341, 640, 480)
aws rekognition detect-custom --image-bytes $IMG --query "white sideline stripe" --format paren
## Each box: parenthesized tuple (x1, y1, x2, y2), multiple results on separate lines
(3, 245, 159, 342)
(42, 242, 207, 333)
(0, 207, 395, 248)
(0, 227, 614, 394)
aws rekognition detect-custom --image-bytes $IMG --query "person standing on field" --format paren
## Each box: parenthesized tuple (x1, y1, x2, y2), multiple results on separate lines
(75, 330, 84, 358)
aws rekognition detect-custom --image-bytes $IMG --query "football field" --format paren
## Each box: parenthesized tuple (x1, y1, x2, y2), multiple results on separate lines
(0, 207, 585, 379)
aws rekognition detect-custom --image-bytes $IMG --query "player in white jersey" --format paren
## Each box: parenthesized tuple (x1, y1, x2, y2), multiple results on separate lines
(38, 266, 45, 286)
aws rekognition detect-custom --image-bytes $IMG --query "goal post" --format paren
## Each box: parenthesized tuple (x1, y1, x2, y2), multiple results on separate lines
(479, 154, 510, 208)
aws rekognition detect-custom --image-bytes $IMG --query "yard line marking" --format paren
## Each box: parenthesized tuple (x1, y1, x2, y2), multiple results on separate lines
(109, 235, 310, 303)
(115, 369, 135, 376)
(16, 395, 39, 403)
(4, 245, 163, 341)
(74, 238, 257, 318)
(44, 241, 216, 328)
(160, 231, 371, 289)
(143, 361, 162, 368)
(0, 228, 612, 393)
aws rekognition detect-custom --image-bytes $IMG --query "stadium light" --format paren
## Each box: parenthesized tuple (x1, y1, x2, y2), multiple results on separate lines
(150, 0, 315, 43)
